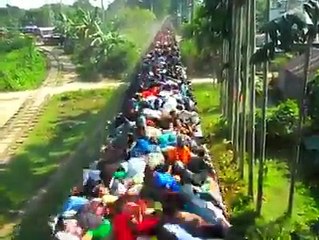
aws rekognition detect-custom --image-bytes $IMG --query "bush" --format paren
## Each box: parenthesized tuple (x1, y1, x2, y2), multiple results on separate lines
(268, 99, 299, 138)
(0, 40, 47, 91)
(255, 99, 299, 143)
(99, 41, 139, 78)
(0, 34, 34, 53)
(214, 116, 229, 138)
(181, 22, 195, 39)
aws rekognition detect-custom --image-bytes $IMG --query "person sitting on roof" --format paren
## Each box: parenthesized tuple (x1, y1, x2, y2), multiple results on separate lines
(166, 135, 192, 174)
(156, 192, 227, 239)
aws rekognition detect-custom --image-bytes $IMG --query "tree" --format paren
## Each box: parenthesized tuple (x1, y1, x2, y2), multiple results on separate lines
(0, 5, 25, 27)
(256, 0, 267, 30)
(240, 0, 251, 180)
(20, 6, 55, 27)
(256, 0, 270, 216)
(287, 0, 319, 217)
(248, 0, 256, 199)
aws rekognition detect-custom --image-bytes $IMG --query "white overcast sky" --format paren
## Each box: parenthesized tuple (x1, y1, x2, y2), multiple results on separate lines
(0, 0, 115, 9)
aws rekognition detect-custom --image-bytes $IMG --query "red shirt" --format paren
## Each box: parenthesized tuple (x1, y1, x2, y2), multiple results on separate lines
(113, 213, 135, 240)
(141, 86, 160, 98)
(136, 216, 159, 235)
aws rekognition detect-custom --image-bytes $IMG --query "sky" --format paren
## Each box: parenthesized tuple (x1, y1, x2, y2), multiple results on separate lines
(0, 0, 115, 9)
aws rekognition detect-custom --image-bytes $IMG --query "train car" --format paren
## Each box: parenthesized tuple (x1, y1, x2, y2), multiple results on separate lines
(48, 28, 229, 240)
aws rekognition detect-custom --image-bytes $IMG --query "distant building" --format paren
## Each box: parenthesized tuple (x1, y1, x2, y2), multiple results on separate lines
(278, 47, 319, 99)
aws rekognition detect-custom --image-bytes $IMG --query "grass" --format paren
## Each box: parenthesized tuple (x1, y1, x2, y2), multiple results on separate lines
(244, 161, 319, 222)
(193, 83, 220, 131)
(193, 83, 319, 239)
(0, 87, 125, 239)
(0, 47, 47, 91)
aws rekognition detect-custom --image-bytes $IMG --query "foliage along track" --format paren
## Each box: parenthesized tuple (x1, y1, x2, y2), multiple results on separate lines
(0, 48, 61, 164)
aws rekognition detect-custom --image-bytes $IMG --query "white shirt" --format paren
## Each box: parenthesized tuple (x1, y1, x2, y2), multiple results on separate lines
(142, 108, 162, 119)
(179, 110, 200, 125)
(163, 224, 202, 240)
(55, 231, 80, 240)
(162, 96, 178, 112)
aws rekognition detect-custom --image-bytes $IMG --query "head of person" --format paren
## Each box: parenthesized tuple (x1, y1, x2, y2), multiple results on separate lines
(127, 132, 134, 144)
(195, 146, 206, 158)
(176, 135, 186, 148)
(169, 110, 177, 119)
(70, 186, 82, 196)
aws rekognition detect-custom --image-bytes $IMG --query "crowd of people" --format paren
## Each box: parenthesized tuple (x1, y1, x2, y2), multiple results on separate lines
(50, 29, 230, 240)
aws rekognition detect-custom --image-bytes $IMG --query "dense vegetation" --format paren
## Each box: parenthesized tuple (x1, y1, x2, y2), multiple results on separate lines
(0, 35, 46, 91)
(54, 3, 167, 79)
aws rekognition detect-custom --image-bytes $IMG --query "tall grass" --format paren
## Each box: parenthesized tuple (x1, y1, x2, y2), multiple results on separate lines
(0, 36, 47, 91)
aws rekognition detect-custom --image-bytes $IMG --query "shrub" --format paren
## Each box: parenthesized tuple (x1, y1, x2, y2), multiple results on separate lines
(0, 40, 47, 91)
(181, 22, 195, 39)
(99, 41, 139, 78)
(214, 116, 229, 138)
(268, 99, 299, 138)
(255, 99, 299, 143)
(0, 34, 34, 53)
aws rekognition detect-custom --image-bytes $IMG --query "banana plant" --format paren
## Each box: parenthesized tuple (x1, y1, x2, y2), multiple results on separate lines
(73, 7, 101, 41)
(90, 27, 126, 66)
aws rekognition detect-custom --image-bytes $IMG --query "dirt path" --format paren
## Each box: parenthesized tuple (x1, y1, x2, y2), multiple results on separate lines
(191, 78, 218, 84)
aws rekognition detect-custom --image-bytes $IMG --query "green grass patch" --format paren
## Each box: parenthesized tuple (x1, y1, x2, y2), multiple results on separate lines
(0, 47, 47, 91)
(0, 87, 124, 236)
(242, 161, 319, 223)
(193, 83, 319, 239)
(193, 83, 220, 131)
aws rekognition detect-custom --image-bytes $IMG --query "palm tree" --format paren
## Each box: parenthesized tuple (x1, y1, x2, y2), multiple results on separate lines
(256, 0, 270, 216)
(287, 0, 319, 217)
(74, 8, 101, 41)
(240, 0, 251, 180)
(229, 2, 237, 143)
(55, 12, 78, 53)
(248, 0, 256, 198)
(234, 5, 243, 176)
(90, 26, 126, 67)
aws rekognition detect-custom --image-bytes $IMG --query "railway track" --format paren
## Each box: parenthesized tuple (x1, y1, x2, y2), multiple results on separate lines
(0, 47, 61, 164)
